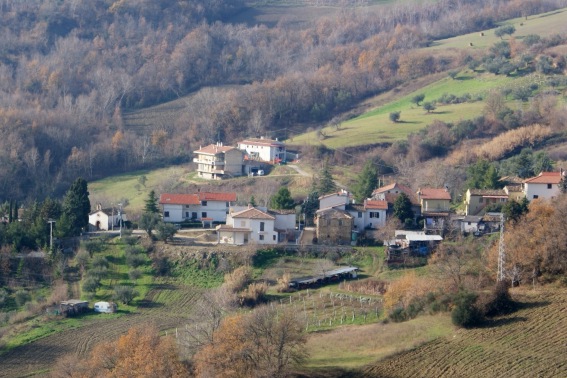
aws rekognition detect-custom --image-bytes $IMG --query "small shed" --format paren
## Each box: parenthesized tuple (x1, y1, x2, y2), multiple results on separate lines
(60, 300, 89, 317)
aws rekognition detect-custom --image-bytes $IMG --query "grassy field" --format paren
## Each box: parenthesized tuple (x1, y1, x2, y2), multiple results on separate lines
(428, 7, 567, 51)
(305, 314, 453, 369)
(291, 72, 513, 148)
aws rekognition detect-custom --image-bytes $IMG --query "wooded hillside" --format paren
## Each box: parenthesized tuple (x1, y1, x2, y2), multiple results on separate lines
(0, 0, 565, 200)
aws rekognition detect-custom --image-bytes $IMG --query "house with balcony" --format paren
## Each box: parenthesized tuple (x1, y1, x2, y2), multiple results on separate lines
(417, 188, 451, 234)
(217, 206, 278, 245)
(159, 192, 237, 224)
(522, 171, 564, 201)
(463, 189, 508, 216)
(238, 137, 286, 163)
(193, 143, 244, 180)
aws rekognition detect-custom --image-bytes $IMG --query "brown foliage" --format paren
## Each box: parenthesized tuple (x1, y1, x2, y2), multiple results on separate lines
(194, 306, 307, 378)
(50, 325, 188, 378)
(383, 271, 438, 310)
(223, 266, 253, 293)
(339, 278, 388, 296)
(474, 124, 553, 161)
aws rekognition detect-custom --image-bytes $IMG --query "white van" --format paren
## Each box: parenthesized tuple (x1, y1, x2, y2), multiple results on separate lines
(94, 301, 117, 313)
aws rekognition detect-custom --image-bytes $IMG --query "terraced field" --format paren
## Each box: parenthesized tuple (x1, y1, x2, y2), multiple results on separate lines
(0, 282, 201, 378)
(361, 288, 567, 378)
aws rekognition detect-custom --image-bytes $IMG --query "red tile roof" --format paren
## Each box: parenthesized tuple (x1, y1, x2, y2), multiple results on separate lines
(523, 171, 562, 184)
(231, 207, 275, 220)
(160, 192, 237, 205)
(159, 193, 199, 205)
(194, 144, 237, 155)
(372, 183, 413, 196)
(364, 200, 388, 210)
(418, 188, 451, 200)
(199, 192, 237, 202)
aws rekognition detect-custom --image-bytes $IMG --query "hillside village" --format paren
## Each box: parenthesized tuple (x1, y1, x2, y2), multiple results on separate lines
(1, 0, 567, 376)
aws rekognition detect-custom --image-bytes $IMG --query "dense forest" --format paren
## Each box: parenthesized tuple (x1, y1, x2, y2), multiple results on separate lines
(0, 0, 566, 200)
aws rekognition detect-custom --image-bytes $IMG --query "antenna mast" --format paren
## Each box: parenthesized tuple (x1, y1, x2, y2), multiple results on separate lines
(497, 213, 506, 281)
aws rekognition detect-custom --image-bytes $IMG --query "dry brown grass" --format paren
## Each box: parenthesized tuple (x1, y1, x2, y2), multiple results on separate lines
(474, 124, 554, 161)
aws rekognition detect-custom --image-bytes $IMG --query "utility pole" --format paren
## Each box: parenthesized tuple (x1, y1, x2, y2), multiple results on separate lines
(497, 213, 506, 282)
(118, 203, 122, 239)
(48, 219, 56, 252)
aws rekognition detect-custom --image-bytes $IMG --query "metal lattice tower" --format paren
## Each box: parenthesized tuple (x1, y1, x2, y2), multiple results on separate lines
(497, 213, 506, 282)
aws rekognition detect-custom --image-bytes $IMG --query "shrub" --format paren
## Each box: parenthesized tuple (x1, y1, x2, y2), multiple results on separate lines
(128, 269, 143, 281)
(224, 266, 253, 293)
(451, 291, 484, 328)
(15, 290, 31, 307)
(113, 285, 138, 305)
(477, 281, 516, 317)
(239, 282, 268, 307)
(276, 273, 292, 293)
(82, 276, 100, 296)
(389, 111, 401, 123)
(91, 255, 109, 269)
(0, 288, 7, 308)
(389, 307, 408, 322)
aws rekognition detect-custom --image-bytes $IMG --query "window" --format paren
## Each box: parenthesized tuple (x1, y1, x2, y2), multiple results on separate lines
(164, 211, 170, 217)
(547, 184, 552, 189)
(533, 195, 538, 199)
(202, 201, 207, 206)
(185, 212, 189, 218)
(192, 212, 197, 219)
(260, 222, 265, 231)
(369, 212, 379, 218)
(201, 212, 207, 218)
(479, 197, 483, 203)
(259, 235, 264, 241)
(338, 220, 343, 226)
(273, 235, 277, 241)
(358, 212, 362, 218)
(226, 202, 229, 207)
(185, 205, 189, 208)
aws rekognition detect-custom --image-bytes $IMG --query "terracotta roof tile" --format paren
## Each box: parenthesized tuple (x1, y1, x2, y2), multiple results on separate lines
(365, 200, 388, 210)
(239, 138, 284, 147)
(159, 193, 199, 205)
(199, 192, 237, 202)
(468, 189, 508, 197)
(231, 207, 275, 220)
(419, 188, 451, 200)
(523, 171, 562, 184)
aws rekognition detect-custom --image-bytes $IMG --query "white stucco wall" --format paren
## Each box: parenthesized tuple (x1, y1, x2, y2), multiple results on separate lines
(524, 183, 560, 201)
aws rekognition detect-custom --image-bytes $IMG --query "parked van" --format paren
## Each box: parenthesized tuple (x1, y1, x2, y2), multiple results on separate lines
(94, 301, 117, 313)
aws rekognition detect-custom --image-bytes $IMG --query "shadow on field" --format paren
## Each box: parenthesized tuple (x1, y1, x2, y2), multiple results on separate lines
(455, 75, 474, 81)
(483, 316, 528, 328)
(516, 300, 551, 310)
(396, 120, 419, 124)
(137, 299, 164, 309)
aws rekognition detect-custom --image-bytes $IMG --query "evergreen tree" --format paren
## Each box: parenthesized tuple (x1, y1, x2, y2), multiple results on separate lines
(560, 173, 567, 194)
(393, 193, 414, 225)
(301, 190, 320, 227)
(317, 161, 336, 195)
(59, 178, 90, 236)
(144, 190, 160, 214)
(249, 195, 257, 207)
(270, 187, 295, 210)
(353, 161, 378, 203)
(467, 160, 499, 189)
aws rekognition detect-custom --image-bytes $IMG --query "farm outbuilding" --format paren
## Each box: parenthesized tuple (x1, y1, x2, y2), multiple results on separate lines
(94, 301, 117, 313)
(289, 266, 359, 290)
(59, 300, 89, 317)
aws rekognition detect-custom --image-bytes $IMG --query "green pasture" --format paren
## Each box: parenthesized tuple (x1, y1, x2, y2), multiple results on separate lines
(305, 314, 453, 369)
(291, 71, 532, 148)
(428, 7, 567, 51)
(88, 166, 191, 214)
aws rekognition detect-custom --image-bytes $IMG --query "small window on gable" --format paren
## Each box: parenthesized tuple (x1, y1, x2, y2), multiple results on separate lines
(164, 211, 170, 217)
(202, 201, 208, 206)
(547, 184, 552, 189)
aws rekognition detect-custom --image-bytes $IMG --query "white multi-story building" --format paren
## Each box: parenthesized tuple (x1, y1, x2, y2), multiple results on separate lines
(237, 137, 286, 163)
(193, 143, 244, 180)
(217, 207, 278, 245)
(159, 192, 237, 224)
